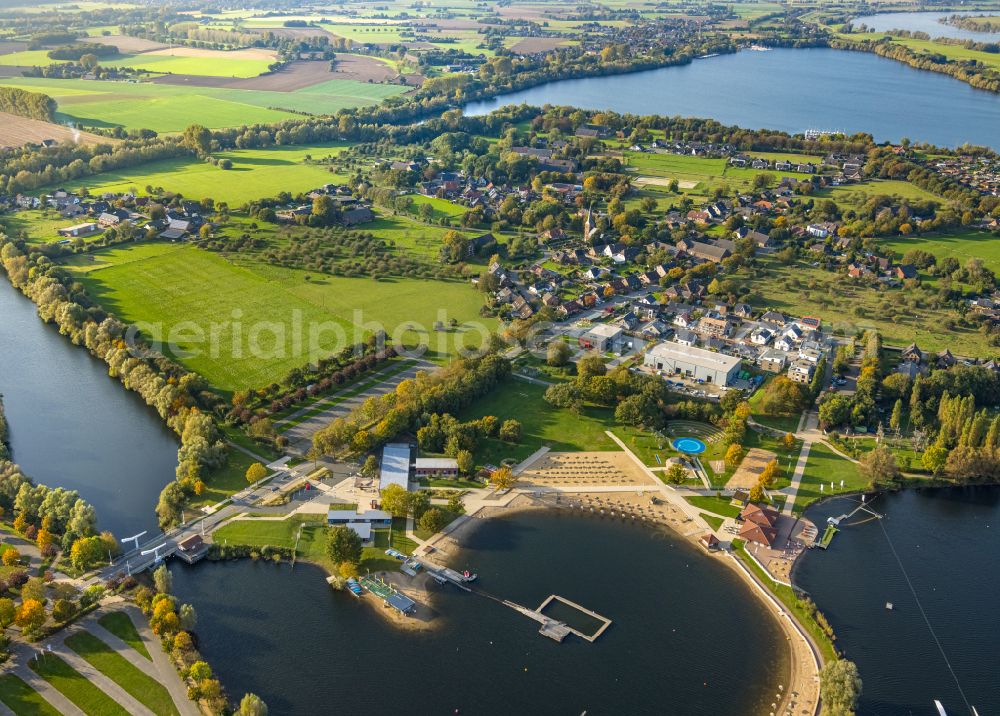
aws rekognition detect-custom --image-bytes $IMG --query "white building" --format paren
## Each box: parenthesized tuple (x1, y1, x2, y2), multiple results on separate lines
(579, 323, 623, 352)
(379, 443, 412, 492)
(644, 341, 742, 386)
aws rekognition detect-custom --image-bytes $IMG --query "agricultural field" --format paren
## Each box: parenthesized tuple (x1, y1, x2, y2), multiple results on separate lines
(48, 142, 352, 205)
(62, 241, 493, 392)
(0, 110, 107, 148)
(0, 75, 407, 133)
(0, 46, 278, 78)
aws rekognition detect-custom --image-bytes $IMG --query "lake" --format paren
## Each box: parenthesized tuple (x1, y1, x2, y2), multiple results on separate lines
(172, 509, 789, 715)
(852, 11, 1000, 42)
(462, 48, 1000, 150)
(0, 277, 178, 537)
(796, 487, 1000, 716)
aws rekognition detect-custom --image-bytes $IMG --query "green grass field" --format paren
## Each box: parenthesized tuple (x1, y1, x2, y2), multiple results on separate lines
(49, 143, 351, 205)
(880, 229, 1000, 274)
(97, 612, 151, 660)
(454, 379, 620, 465)
(62, 241, 492, 391)
(29, 654, 131, 716)
(0, 77, 406, 132)
(63, 632, 179, 716)
(0, 674, 62, 716)
(795, 441, 868, 511)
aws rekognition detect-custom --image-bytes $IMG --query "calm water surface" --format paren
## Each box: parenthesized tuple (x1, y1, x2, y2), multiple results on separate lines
(463, 48, 1000, 150)
(0, 278, 177, 536)
(173, 510, 790, 716)
(796, 488, 1000, 716)
(852, 11, 1000, 42)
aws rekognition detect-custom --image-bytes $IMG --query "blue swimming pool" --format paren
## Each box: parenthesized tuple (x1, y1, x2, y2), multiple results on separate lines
(673, 438, 707, 454)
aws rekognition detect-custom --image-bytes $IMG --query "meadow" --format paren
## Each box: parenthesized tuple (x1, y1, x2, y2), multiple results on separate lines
(795, 441, 868, 512)
(63, 241, 493, 392)
(879, 228, 1000, 273)
(0, 76, 406, 132)
(735, 254, 996, 355)
(49, 142, 352, 205)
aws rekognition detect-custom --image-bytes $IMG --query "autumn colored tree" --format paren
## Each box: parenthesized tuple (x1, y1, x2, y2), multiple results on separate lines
(664, 463, 688, 485)
(759, 459, 780, 488)
(782, 432, 797, 451)
(15, 598, 46, 633)
(1, 548, 20, 567)
(245, 462, 267, 484)
(490, 466, 518, 491)
(724, 443, 745, 469)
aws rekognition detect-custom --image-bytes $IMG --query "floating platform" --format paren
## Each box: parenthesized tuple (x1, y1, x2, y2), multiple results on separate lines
(537, 595, 613, 642)
(817, 524, 839, 550)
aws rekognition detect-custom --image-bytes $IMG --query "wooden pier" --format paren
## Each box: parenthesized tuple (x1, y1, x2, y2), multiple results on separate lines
(501, 595, 612, 643)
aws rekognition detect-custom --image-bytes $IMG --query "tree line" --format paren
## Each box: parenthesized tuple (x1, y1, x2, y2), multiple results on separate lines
(0, 87, 56, 122)
(0, 236, 229, 529)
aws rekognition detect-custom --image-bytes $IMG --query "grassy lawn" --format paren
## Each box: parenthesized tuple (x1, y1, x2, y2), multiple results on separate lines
(795, 441, 868, 512)
(48, 143, 351, 206)
(64, 242, 491, 392)
(191, 448, 259, 507)
(700, 512, 724, 531)
(839, 32, 1000, 71)
(63, 632, 178, 716)
(97, 612, 151, 660)
(733, 540, 837, 662)
(685, 495, 742, 518)
(455, 379, 619, 465)
(0, 674, 63, 716)
(29, 654, 131, 716)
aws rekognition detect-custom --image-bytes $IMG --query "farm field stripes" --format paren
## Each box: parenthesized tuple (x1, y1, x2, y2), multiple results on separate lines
(64, 243, 494, 393)
(0, 76, 407, 132)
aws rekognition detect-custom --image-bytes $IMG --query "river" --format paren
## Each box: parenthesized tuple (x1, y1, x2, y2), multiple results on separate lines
(171, 509, 789, 715)
(0, 277, 177, 537)
(852, 11, 1000, 43)
(796, 488, 1000, 716)
(462, 48, 1000, 150)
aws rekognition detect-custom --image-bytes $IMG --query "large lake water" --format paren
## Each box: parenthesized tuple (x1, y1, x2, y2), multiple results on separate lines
(796, 487, 1000, 716)
(463, 48, 1000, 150)
(171, 509, 789, 715)
(0, 277, 177, 537)
(852, 11, 1000, 42)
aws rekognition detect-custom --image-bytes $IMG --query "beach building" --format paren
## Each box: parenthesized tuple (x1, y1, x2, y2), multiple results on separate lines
(738, 503, 780, 548)
(643, 341, 741, 385)
(380, 443, 412, 492)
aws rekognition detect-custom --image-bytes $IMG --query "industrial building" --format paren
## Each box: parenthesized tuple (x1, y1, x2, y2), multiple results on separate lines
(643, 341, 741, 386)
(579, 324, 623, 352)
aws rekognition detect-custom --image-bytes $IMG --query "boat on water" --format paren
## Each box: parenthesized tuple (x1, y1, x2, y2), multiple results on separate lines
(346, 577, 364, 598)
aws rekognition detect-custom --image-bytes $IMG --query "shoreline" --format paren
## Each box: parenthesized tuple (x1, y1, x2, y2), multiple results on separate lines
(420, 492, 818, 716)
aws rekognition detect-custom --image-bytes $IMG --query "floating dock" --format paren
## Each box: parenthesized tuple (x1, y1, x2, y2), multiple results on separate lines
(360, 575, 416, 615)
(501, 595, 612, 643)
(817, 524, 839, 549)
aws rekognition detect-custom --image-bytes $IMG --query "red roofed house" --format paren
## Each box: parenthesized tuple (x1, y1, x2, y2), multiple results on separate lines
(738, 503, 780, 548)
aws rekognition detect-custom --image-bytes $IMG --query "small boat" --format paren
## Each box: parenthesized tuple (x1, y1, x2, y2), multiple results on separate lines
(346, 577, 364, 597)
(462, 570, 478, 582)
(885, 602, 893, 610)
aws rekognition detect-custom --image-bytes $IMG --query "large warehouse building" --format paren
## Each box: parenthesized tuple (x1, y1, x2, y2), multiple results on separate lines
(643, 341, 741, 386)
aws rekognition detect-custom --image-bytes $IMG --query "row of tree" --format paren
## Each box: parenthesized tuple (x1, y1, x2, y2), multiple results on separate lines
(0, 236, 228, 529)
